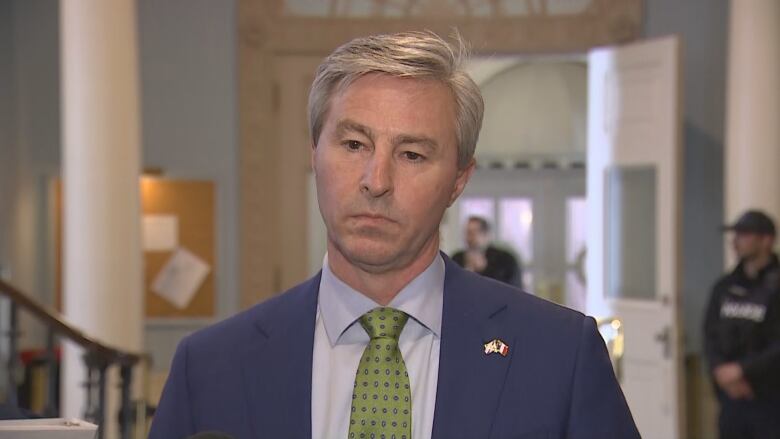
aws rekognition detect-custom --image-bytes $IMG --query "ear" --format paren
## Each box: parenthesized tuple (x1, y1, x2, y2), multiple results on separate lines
(447, 158, 475, 207)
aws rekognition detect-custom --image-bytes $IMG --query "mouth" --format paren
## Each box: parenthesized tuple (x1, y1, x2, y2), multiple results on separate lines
(351, 213, 396, 224)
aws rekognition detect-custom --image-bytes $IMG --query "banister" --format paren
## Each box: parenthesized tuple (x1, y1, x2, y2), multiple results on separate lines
(0, 279, 142, 367)
(0, 278, 151, 438)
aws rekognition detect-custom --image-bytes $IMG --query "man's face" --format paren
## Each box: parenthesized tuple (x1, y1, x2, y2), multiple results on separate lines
(465, 220, 488, 250)
(732, 232, 772, 260)
(312, 73, 473, 273)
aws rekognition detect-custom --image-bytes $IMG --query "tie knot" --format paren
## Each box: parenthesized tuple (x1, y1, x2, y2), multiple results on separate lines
(359, 307, 409, 341)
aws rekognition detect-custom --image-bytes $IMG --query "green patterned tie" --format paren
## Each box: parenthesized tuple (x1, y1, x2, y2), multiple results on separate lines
(348, 307, 412, 439)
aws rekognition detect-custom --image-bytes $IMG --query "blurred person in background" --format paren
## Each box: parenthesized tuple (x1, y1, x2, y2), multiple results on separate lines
(452, 216, 523, 288)
(704, 209, 780, 439)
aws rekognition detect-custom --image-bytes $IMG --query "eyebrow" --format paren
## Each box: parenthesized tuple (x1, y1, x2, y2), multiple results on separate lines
(391, 134, 439, 152)
(335, 119, 439, 152)
(335, 119, 374, 142)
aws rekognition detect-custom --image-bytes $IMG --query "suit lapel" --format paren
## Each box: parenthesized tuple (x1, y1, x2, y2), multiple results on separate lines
(241, 274, 320, 439)
(432, 258, 516, 439)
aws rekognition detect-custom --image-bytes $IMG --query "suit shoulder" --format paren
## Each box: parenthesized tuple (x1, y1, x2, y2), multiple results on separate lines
(455, 273, 591, 366)
(461, 269, 585, 327)
(181, 274, 319, 355)
(505, 284, 586, 328)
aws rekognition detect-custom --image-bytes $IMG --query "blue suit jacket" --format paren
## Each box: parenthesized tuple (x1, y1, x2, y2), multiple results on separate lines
(149, 257, 639, 439)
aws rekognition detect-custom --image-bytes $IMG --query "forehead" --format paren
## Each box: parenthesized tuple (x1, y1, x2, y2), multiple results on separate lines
(325, 73, 457, 137)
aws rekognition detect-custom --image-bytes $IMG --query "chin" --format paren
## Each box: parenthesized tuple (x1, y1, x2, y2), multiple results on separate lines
(349, 246, 399, 267)
(339, 239, 404, 271)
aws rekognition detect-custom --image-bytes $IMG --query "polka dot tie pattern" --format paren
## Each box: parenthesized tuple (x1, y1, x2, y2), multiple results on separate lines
(347, 307, 412, 439)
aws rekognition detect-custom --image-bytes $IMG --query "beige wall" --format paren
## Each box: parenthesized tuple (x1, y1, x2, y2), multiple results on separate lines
(477, 60, 587, 163)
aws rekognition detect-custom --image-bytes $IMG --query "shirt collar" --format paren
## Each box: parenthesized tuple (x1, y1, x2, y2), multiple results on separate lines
(318, 253, 445, 346)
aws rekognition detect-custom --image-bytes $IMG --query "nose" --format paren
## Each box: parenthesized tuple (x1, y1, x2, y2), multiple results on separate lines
(360, 149, 393, 198)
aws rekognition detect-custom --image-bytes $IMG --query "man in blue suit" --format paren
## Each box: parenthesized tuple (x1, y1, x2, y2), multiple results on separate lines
(150, 31, 639, 439)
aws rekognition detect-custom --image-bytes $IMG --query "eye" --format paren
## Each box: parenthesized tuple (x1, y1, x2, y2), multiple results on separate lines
(343, 140, 363, 151)
(402, 151, 425, 161)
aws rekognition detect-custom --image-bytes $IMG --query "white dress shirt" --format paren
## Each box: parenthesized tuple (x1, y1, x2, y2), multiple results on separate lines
(311, 254, 444, 439)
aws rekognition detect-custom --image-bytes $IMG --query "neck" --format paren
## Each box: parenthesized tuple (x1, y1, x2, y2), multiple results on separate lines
(744, 252, 772, 279)
(327, 239, 440, 306)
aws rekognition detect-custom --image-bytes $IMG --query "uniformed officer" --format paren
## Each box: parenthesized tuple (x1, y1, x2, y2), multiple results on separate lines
(704, 210, 780, 439)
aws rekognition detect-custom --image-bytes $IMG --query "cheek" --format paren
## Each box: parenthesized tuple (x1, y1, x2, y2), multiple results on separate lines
(401, 178, 454, 218)
(316, 155, 349, 192)
(315, 165, 342, 212)
(429, 172, 459, 205)
(316, 162, 363, 223)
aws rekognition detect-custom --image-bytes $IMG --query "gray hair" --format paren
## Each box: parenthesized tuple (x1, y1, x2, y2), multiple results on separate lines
(308, 31, 484, 169)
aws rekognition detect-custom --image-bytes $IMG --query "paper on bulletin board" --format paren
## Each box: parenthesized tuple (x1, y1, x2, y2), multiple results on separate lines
(152, 247, 210, 309)
(142, 214, 179, 252)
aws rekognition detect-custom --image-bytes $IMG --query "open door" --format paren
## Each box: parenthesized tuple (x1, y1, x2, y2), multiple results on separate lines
(586, 36, 684, 439)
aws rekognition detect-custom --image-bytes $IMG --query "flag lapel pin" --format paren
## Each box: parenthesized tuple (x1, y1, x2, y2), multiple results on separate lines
(483, 339, 510, 357)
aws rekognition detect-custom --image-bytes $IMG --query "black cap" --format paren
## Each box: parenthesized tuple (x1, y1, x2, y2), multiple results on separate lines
(723, 210, 776, 235)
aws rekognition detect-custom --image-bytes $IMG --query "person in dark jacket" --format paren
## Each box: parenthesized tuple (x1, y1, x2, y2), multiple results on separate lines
(452, 216, 523, 288)
(704, 209, 780, 439)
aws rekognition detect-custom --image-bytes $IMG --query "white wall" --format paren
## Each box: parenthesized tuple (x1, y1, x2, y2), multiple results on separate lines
(0, 0, 60, 352)
(0, 0, 17, 399)
(0, 1, 15, 273)
(138, 0, 240, 372)
(477, 61, 587, 163)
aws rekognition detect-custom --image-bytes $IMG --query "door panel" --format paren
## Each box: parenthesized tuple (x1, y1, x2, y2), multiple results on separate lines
(587, 36, 683, 439)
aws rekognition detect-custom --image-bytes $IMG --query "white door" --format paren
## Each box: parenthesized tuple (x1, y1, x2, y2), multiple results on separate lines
(586, 36, 684, 439)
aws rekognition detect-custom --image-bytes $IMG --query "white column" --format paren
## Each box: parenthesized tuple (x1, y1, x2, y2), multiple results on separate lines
(60, 1, 143, 437)
(725, 0, 780, 261)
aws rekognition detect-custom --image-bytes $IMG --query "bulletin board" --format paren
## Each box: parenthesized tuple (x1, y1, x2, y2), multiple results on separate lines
(54, 178, 216, 318)
(141, 178, 215, 318)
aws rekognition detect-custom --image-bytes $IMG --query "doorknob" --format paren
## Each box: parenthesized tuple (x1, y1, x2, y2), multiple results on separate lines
(654, 326, 671, 359)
